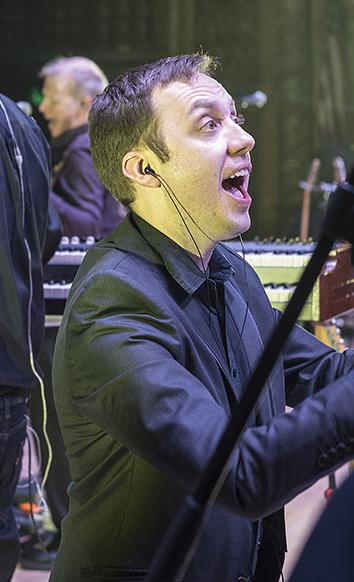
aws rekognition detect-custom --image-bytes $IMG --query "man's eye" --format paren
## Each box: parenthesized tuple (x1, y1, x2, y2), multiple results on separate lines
(233, 114, 245, 126)
(201, 119, 218, 131)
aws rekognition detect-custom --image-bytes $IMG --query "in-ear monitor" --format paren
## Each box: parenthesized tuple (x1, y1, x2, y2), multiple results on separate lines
(144, 164, 155, 175)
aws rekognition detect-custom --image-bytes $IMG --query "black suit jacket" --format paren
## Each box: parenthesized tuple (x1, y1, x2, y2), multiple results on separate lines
(50, 214, 354, 582)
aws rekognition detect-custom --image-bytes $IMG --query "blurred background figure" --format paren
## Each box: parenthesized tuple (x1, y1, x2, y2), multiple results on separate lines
(39, 55, 127, 238)
(0, 93, 59, 582)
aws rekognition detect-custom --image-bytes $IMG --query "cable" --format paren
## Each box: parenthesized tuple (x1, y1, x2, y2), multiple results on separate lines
(150, 169, 250, 337)
(27, 419, 53, 561)
(26, 424, 48, 511)
(155, 173, 209, 278)
(151, 171, 214, 325)
(150, 170, 218, 247)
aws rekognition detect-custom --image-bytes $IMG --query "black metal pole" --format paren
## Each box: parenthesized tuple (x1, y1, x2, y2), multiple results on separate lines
(146, 175, 354, 582)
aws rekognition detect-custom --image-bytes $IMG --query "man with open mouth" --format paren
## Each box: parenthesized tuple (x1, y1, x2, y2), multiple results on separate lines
(50, 53, 354, 582)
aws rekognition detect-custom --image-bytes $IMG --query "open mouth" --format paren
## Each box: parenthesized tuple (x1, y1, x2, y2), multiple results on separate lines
(222, 169, 249, 199)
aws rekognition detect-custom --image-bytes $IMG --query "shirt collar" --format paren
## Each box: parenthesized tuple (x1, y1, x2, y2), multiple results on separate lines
(132, 213, 235, 295)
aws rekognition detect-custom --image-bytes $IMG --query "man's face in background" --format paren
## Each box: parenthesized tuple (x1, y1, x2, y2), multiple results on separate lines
(39, 74, 85, 138)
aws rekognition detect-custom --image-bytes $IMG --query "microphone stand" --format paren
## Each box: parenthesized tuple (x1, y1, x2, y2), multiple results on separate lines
(145, 171, 354, 582)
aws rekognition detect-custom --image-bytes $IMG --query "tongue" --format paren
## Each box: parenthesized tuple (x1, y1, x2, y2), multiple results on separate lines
(223, 177, 237, 191)
(223, 177, 244, 195)
(222, 178, 249, 200)
(238, 184, 248, 197)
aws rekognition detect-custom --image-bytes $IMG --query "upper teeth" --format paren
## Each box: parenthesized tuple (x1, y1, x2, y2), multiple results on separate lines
(229, 169, 249, 179)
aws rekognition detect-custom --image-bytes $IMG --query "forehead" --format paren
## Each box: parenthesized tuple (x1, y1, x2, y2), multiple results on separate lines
(42, 73, 75, 95)
(152, 73, 234, 118)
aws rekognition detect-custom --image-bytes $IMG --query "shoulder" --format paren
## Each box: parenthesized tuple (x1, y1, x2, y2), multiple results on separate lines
(74, 243, 165, 299)
(66, 130, 90, 157)
(0, 94, 49, 153)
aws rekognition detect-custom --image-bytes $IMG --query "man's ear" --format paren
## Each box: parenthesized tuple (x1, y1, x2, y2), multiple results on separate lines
(122, 151, 160, 188)
(79, 94, 92, 113)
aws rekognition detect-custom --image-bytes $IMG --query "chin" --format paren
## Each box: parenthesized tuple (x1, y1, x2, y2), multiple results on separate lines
(208, 211, 251, 242)
(227, 215, 251, 240)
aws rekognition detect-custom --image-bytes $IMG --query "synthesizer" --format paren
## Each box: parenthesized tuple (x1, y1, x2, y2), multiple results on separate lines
(44, 237, 354, 323)
(226, 239, 354, 321)
(44, 236, 92, 319)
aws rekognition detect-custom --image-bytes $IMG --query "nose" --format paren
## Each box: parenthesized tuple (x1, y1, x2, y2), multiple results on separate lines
(228, 125, 255, 156)
(38, 97, 47, 115)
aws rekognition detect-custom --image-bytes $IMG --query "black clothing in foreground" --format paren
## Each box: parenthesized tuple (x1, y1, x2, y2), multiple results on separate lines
(0, 94, 51, 396)
(0, 94, 53, 582)
(0, 397, 28, 582)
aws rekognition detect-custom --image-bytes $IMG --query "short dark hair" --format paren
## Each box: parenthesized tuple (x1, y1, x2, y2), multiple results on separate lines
(89, 53, 218, 206)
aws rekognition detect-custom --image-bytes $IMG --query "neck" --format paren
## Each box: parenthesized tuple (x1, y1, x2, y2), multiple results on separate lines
(132, 205, 216, 269)
(187, 247, 213, 271)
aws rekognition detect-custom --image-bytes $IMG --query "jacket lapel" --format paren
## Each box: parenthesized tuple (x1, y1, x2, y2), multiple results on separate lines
(107, 218, 276, 421)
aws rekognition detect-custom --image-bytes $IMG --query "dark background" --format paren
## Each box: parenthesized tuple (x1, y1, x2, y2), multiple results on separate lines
(2, 0, 354, 239)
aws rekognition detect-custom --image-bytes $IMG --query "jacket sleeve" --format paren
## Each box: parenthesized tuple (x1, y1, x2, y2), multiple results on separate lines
(65, 269, 354, 520)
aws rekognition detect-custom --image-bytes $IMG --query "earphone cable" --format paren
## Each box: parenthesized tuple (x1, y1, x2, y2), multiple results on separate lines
(153, 171, 213, 325)
(152, 170, 250, 339)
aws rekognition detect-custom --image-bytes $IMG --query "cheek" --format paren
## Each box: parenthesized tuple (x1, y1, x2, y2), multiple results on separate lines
(50, 104, 66, 118)
(163, 146, 221, 193)
(197, 170, 221, 199)
(61, 98, 79, 117)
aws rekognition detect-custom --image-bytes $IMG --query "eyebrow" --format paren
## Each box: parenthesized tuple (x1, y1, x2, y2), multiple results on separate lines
(188, 97, 236, 115)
